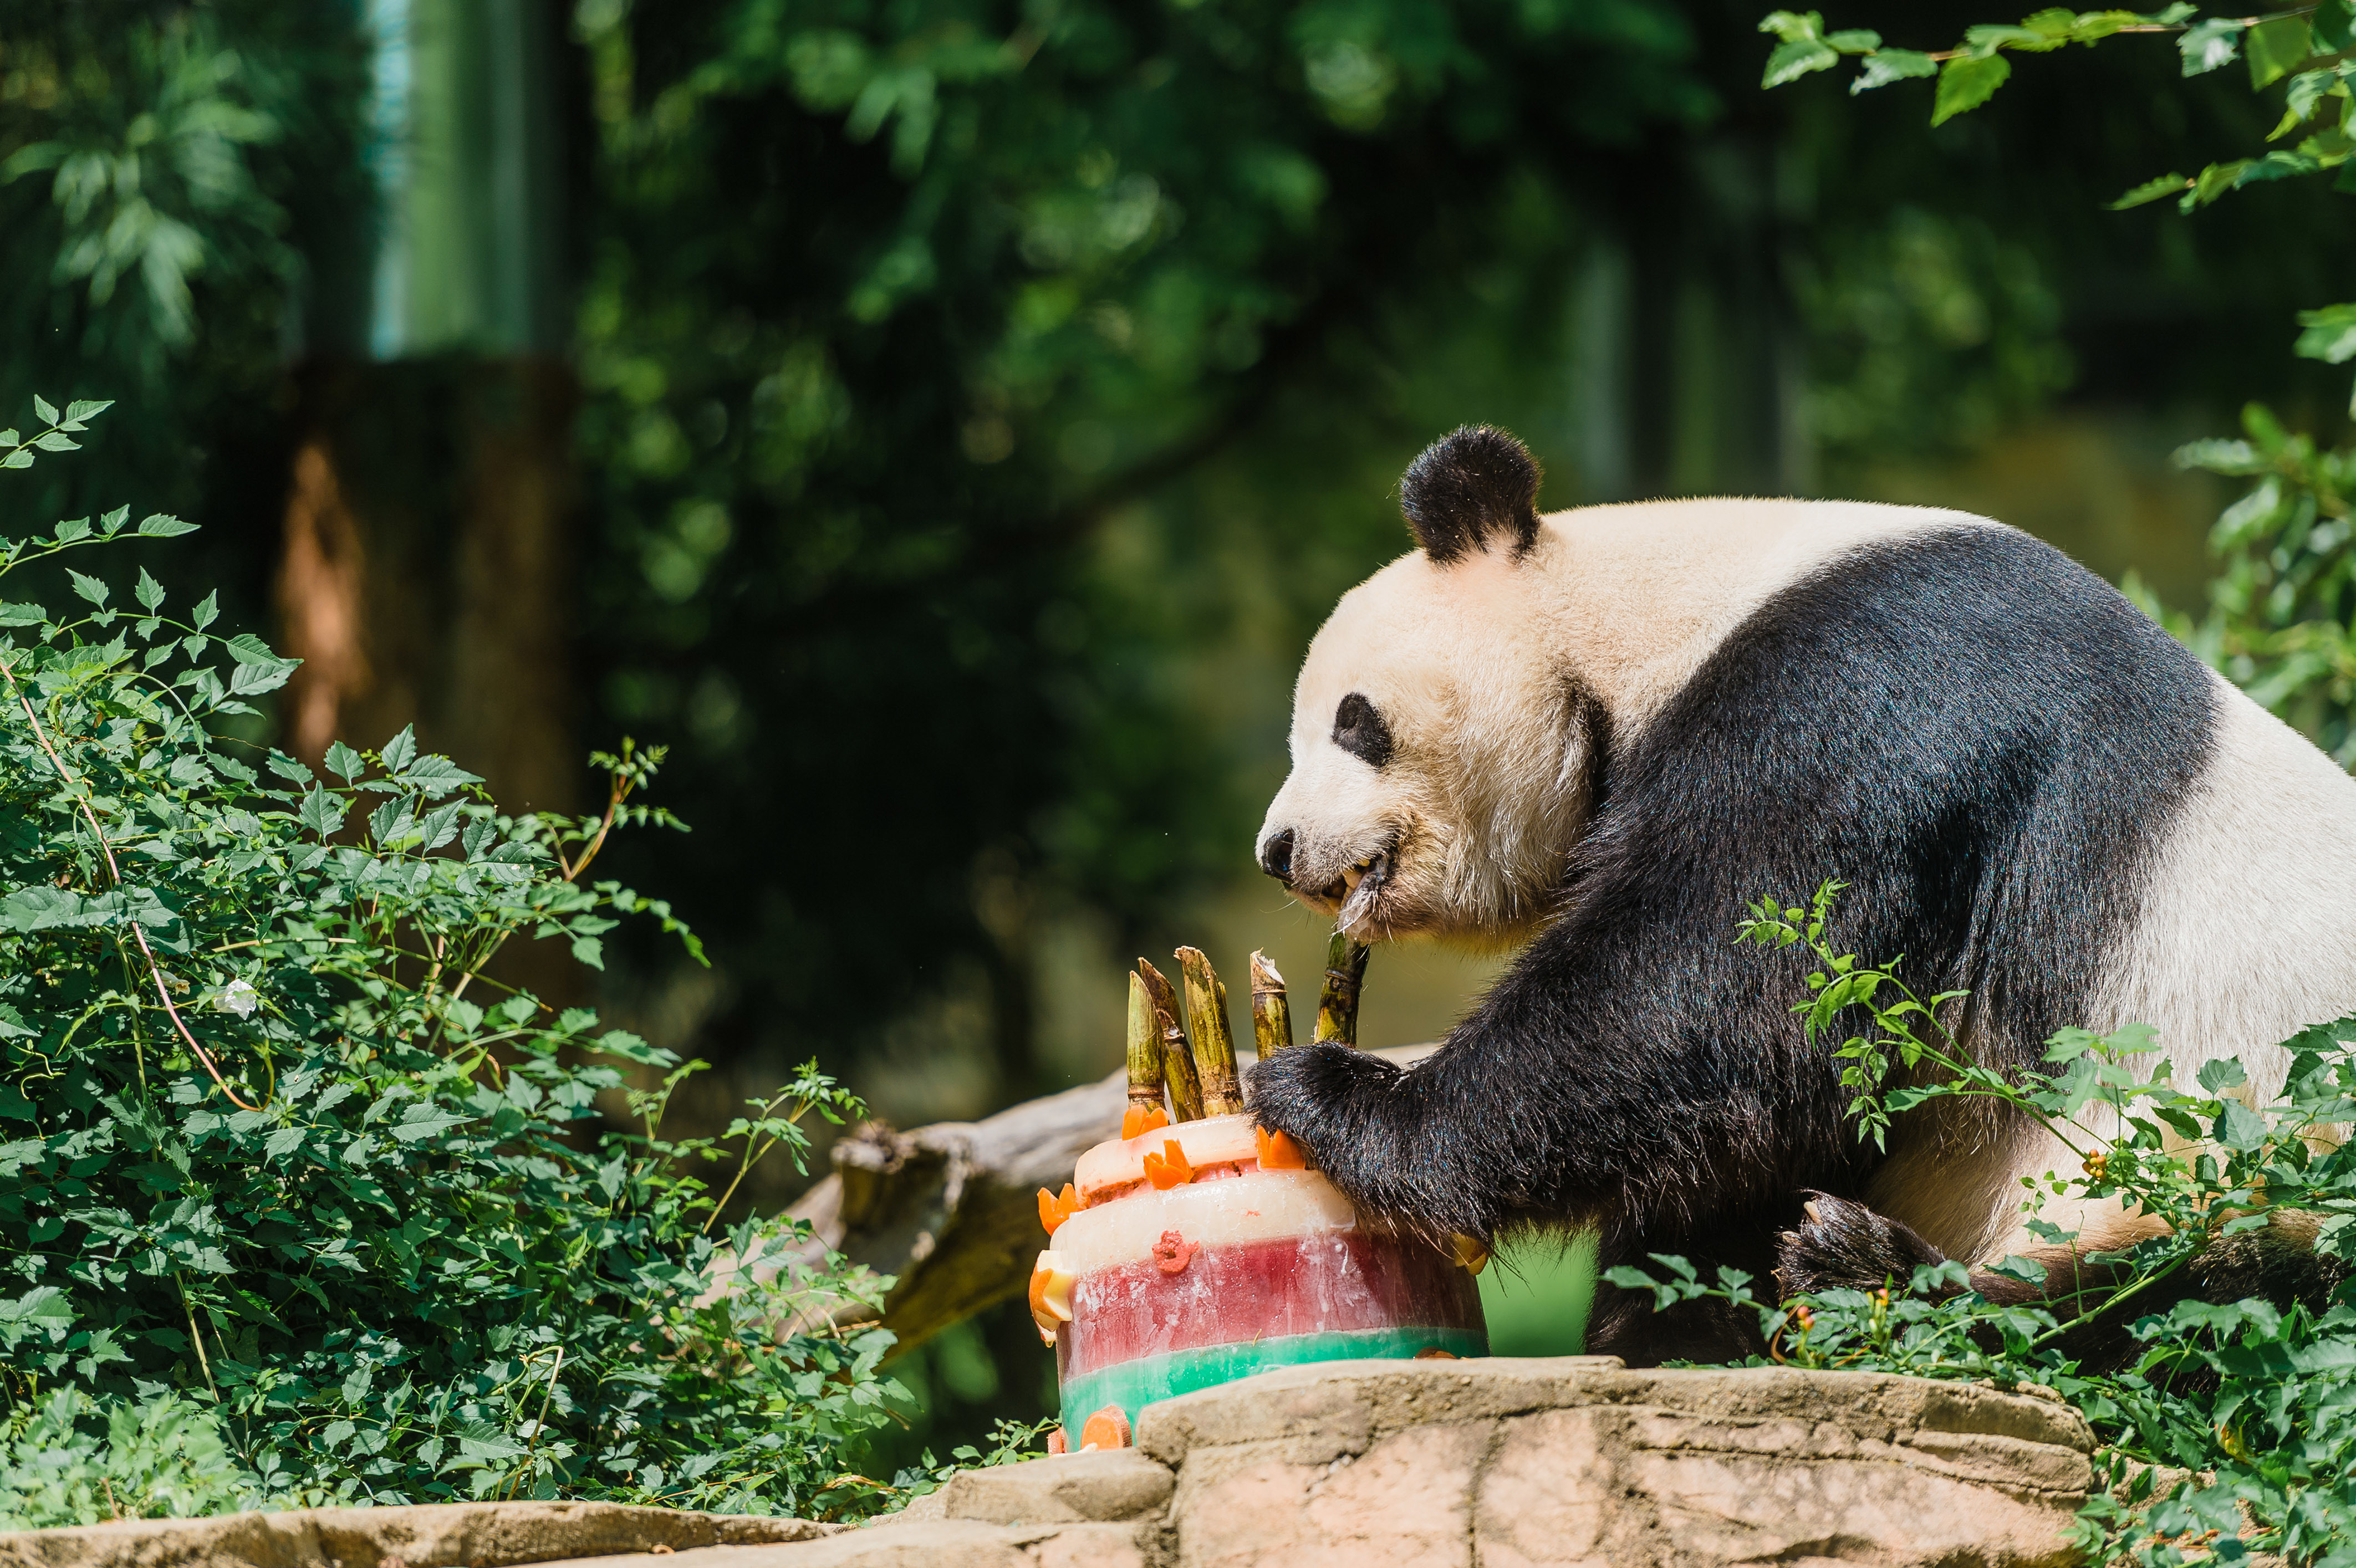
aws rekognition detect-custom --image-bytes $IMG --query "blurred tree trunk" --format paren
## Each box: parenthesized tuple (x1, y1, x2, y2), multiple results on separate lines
(276, 359, 578, 814)
(274, 0, 574, 813)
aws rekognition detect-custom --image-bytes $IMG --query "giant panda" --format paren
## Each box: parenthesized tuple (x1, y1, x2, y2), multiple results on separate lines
(1246, 423, 2356, 1365)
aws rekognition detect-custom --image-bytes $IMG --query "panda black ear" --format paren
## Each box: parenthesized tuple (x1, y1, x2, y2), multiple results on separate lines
(1399, 425, 1542, 565)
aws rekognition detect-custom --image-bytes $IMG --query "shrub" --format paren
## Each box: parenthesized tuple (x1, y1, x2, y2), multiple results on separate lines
(0, 1388, 255, 1529)
(0, 400, 910, 1514)
(1612, 882, 2356, 1566)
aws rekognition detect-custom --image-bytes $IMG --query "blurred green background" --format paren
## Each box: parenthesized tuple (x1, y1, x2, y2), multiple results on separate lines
(5, 0, 2350, 1471)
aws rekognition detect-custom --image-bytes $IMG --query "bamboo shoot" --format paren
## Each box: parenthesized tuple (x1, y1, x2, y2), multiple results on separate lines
(1176, 947, 1245, 1116)
(1137, 958, 1205, 1121)
(1249, 950, 1293, 1058)
(1124, 971, 1165, 1120)
(1313, 931, 1370, 1046)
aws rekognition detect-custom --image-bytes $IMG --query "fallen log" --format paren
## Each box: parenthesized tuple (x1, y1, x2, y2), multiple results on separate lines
(781, 1044, 1436, 1355)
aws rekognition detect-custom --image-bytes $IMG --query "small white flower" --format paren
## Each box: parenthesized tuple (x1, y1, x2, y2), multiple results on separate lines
(215, 979, 259, 1019)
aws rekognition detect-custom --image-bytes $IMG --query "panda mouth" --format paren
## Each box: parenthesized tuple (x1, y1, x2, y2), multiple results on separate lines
(1335, 850, 1392, 939)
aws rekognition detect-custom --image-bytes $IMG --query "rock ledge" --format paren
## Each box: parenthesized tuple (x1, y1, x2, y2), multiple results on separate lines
(0, 1358, 2098, 1568)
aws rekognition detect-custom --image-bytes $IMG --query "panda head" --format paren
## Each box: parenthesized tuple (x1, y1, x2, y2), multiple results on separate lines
(1256, 426, 1605, 947)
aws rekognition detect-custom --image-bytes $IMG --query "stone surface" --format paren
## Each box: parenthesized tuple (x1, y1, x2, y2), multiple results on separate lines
(0, 1360, 2102, 1568)
(0, 1503, 835, 1568)
(935, 1454, 1172, 1527)
(1138, 1357, 2091, 1568)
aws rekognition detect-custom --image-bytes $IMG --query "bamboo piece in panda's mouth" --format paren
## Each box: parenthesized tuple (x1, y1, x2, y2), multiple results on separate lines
(1136, 958, 1205, 1121)
(1313, 929, 1370, 1047)
(1176, 946, 1245, 1117)
(1250, 950, 1294, 1058)
(1125, 970, 1166, 1119)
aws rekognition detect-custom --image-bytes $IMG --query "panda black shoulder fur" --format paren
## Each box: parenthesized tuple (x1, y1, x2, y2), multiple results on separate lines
(1247, 423, 2356, 1365)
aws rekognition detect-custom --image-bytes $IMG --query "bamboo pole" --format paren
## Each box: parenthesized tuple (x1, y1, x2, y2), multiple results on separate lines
(1176, 947, 1245, 1116)
(1125, 971, 1165, 1120)
(1136, 958, 1205, 1121)
(1313, 931, 1370, 1046)
(1250, 950, 1293, 1058)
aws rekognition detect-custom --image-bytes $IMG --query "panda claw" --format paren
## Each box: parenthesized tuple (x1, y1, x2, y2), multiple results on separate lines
(1802, 1199, 1824, 1224)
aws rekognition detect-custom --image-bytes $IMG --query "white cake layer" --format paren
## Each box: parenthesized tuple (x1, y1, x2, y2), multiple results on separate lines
(1073, 1112, 1261, 1197)
(1050, 1166, 1357, 1274)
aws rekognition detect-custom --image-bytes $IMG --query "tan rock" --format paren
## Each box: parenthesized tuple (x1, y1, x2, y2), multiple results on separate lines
(932, 1453, 1172, 1526)
(557, 1523, 1034, 1568)
(1174, 1419, 1488, 1568)
(0, 1359, 2104, 1568)
(0, 1502, 835, 1568)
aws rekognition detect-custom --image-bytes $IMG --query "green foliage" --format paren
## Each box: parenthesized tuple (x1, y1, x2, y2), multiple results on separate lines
(0, 17, 289, 349)
(2135, 406, 2356, 760)
(0, 0, 371, 560)
(1781, 3, 2356, 764)
(0, 404, 913, 1515)
(1614, 882, 2356, 1565)
(0, 1388, 257, 1529)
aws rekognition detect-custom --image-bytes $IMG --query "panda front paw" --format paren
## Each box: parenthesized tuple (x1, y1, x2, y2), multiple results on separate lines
(1773, 1191, 1952, 1299)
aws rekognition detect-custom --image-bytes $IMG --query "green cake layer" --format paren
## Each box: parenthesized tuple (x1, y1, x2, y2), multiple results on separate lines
(1058, 1326, 1487, 1441)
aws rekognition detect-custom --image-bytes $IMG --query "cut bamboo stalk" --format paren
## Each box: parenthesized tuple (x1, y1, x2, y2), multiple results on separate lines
(1313, 931, 1370, 1046)
(1137, 958, 1205, 1121)
(1250, 950, 1294, 1058)
(1177, 947, 1245, 1116)
(1125, 971, 1165, 1120)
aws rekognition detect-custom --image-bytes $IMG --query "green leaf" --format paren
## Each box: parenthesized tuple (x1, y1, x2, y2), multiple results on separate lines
(1932, 53, 2011, 126)
(1757, 10, 1826, 45)
(300, 787, 348, 836)
(2246, 17, 2311, 90)
(1764, 37, 1839, 88)
(67, 569, 108, 607)
(98, 505, 128, 536)
(381, 725, 418, 774)
(2180, 19, 2242, 77)
(136, 514, 197, 538)
(2319, 0, 2356, 52)
(134, 567, 165, 611)
(32, 394, 58, 425)
(324, 740, 364, 781)
(63, 399, 109, 422)
(1852, 49, 1937, 93)
(32, 431, 79, 452)
(2215, 1099, 2268, 1151)
(2295, 303, 2356, 364)
(191, 589, 218, 629)
(1964, 24, 2049, 53)
(1824, 29, 1879, 54)
(2109, 171, 2190, 210)
(2187, 159, 2256, 207)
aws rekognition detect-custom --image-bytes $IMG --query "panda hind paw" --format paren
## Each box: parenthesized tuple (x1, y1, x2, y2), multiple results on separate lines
(1773, 1192, 1951, 1300)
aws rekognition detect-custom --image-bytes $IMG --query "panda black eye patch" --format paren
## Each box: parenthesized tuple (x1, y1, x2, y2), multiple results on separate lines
(1332, 693, 1394, 769)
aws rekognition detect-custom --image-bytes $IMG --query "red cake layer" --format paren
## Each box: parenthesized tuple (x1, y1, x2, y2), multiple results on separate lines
(1057, 1229, 1480, 1380)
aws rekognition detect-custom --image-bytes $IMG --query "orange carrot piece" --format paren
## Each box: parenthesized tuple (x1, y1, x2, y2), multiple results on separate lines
(1121, 1104, 1171, 1141)
(1253, 1126, 1309, 1171)
(1037, 1183, 1083, 1234)
(1080, 1404, 1132, 1450)
(1142, 1138, 1195, 1189)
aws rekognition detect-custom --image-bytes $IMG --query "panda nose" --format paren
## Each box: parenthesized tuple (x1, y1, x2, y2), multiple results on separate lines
(1259, 830, 1295, 883)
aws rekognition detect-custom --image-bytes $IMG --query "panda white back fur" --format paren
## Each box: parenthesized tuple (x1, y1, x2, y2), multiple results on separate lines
(1247, 425, 2356, 1364)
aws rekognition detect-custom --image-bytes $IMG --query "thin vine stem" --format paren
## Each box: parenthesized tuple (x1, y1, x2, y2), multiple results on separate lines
(1, 648, 261, 1111)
